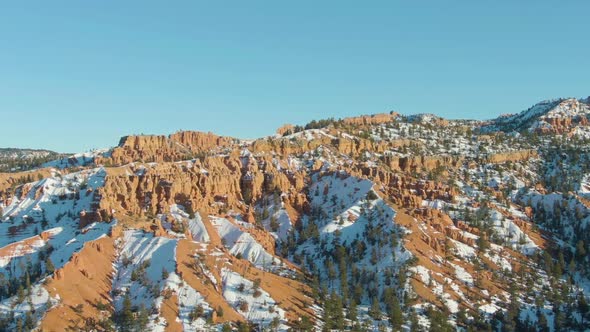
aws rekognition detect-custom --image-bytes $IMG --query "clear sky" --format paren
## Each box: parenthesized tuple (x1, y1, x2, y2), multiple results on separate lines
(1, 1, 589, 152)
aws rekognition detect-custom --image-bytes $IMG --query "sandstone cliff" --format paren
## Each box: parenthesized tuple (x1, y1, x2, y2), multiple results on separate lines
(97, 131, 235, 165)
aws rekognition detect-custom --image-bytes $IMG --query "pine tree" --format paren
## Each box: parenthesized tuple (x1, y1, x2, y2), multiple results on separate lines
(15, 318, 22, 332)
(293, 315, 314, 332)
(537, 310, 549, 332)
(136, 304, 149, 330)
(45, 257, 55, 274)
(427, 307, 454, 332)
(332, 292, 344, 330)
(237, 321, 250, 332)
(369, 296, 381, 320)
(189, 304, 205, 321)
(322, 294, 333, 331)
(24, 273, 31, 292)
(477, 232, 490, 253)
(503, 299, 519, 332)
(118, 293, 134, 331)
(323, 292, 344, 331)
(347, 299, 357, 322)
(24, 311, 34, 330)
(388, 295, 403, 330)
(16, 285, 25, 303)
(456, 308, 468, 327)
(576, 240, 586, 261)
(554, 307, 566, 331)
(221, 323, 232, 332)
(270, 317, 280, 331)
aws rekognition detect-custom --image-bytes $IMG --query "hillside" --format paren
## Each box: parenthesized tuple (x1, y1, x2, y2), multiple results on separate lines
(1, 97, 590, 331)
(0, 149, 64, 173)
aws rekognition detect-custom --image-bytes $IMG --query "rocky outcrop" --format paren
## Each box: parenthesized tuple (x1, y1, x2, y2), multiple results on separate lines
(276, 124, 295, 136)
(79, 210, 101, 229)
(97, 131, 235, 165)
(98, 157, 243, 218)
(537, 115, 590, 135)
(484, 149, 538, 164)
(334, 137, 390, 155)
(342, 112, 399, 126)
(42, 237, 115, 331)
(531, 99, 590, 135)
(251, 134, 393, 158)
(249, 136, 331, 156)
(97, 154, 309, 221)
(0, 168, 52, 199)
(383, 155, 464, 173)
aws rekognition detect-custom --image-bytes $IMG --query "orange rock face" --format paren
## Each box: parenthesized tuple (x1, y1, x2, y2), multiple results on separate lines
(42, 237, 116, 331)
(97, 131, 235, 165)
(0, 168, 53, 201)
(383, 155, 464, 173)
(98, 157, 243, 218)
(342, 112, 399, 126)
(97, 153, 310, 223)
(485, 149, 538, 164)
(276, 124, 295, 136)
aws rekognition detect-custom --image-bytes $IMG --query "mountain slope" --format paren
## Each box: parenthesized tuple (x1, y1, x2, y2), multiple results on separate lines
(483, 97, 590, 136)
(1, 97, 590, 331)
(0, 148, 64, 173)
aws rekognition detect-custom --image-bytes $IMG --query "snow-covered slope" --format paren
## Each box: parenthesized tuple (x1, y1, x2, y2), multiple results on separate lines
(210, 216, 281, 270)
(42, 149, 110, 169)
(484, 97, 590, 135)
(0, 167, 115, 330)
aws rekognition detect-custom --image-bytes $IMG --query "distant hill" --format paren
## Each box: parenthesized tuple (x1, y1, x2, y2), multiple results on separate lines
(0, 148, 65, 172)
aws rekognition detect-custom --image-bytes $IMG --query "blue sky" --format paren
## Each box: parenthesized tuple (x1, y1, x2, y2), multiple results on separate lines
(1, 1, 589, 152)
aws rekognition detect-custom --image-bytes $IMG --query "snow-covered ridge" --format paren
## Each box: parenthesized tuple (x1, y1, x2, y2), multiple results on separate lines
(484, 97, 590, 133)
(0, 148, 62, 172)
(42, 149, 110, 169)
(0, 167, 115, 330)
(221, 268, 286, 329)
(112, 229, 215, 331)
(295, 171, 411, 324)
(210, 216, 281, 270)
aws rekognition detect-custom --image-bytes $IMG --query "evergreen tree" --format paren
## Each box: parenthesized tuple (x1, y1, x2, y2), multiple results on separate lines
(554, 307, 566, 331)
(427, 307, 454, 332)
(221, 323, 232, 332)
(368, 296, 381, 320)
(388, 295, 403, 330)
(323, 292, 344, 331)
(291, 315, 314, 332)
(537, 310, 549, 332)
(136, 304, 149, 330)
(24, 311, 34, 330)
(267, 316, 280, 331)
(117, 293, 134, 331)
(347, 299, 358, 322)
(477, 232, 490, 253)
(332, 292, 345, 330)
(237, 321, 250, 332)
(15, 317, 22, 332)
(45, 257, 55, 274)
(456, 308, 468, 328)
(16, 285, 25, 303)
